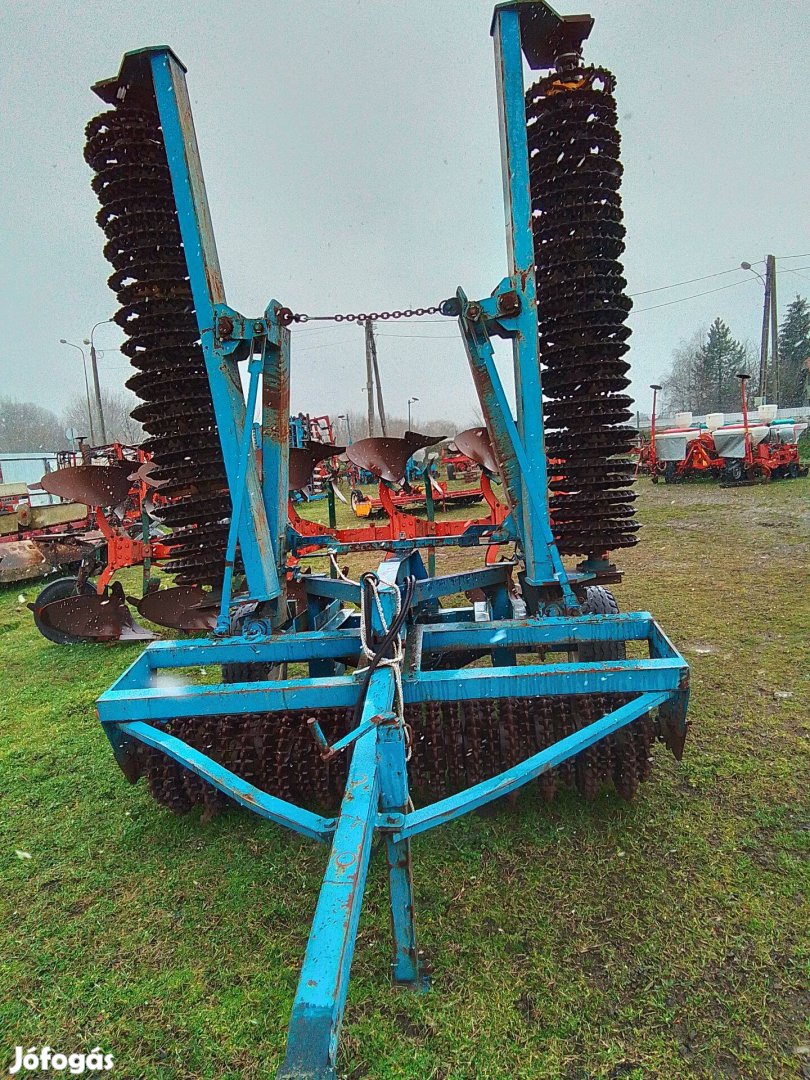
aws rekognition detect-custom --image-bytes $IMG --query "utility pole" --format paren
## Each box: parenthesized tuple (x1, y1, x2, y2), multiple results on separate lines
(768, 254, 779, 405)
(86, 338, 108, 444)
(756, 259, 772, 404)
(363, 320, 387, 437)
(364, 320, 376, 437)
(88, 318, 114, 445)
(743, 256, 779, 405)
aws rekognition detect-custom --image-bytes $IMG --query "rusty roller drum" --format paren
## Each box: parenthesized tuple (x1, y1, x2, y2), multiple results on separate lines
(131, 694, 657, 816)
(84, 103, 231, 587)
(526, 65, 639, 559)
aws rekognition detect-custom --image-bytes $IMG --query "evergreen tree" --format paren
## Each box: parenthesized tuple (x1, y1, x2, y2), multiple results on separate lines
(699, 318, 747, 412)
(777, 294, 810, 406)
(662, 319, 751, 414)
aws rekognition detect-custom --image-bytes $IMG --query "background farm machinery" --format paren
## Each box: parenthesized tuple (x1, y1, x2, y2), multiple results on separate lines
(645, 381, 808, 484)
(78, 3, 689, 1077)
(27, 444, 179, 643)
(345, 429, 489, 520)
(0, 442, 163, 593)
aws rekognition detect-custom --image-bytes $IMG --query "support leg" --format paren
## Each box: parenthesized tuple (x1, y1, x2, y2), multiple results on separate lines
(377, 716, 428, 990)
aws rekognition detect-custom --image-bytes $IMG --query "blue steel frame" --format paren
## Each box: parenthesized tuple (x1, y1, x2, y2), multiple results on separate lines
(94, 6, 690, 1078)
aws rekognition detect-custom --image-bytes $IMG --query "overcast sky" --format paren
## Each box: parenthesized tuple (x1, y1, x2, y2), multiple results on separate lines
(2, 0, 808, 433)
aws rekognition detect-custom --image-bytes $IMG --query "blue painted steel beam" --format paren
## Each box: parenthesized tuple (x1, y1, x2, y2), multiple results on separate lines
(261, 306, 291, 595)
(420, 613, 659, 652)
(148, 51, 280, 602)
(301, 565, 515, 608)
(216, 351, 264, 632)
(456, 296, 576, 607)
(411, 563, 513, 604)
(277, 669, 394, 1079)
(109, 615, 669, 698)
(138, 629, 362, 670)
(407, 659, 686, 703)
(98, 656, 685, 725)
(97, 675, 359, 723)
(398, 692, 671, 840)
(302, 576, 361, 604)
(376, 715, 425, 989)
(492, 8, 558, 587)
(648, 619, 684, 660)
(120, 721, 333, 842)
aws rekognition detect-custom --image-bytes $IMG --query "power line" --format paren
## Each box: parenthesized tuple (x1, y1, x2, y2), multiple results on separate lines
(377, 332, 460, 340)
(776, 252, 810, 260)
(629, 276, 759, 315)
(294, 335, 360, 354)
(629, 265, 752, 298)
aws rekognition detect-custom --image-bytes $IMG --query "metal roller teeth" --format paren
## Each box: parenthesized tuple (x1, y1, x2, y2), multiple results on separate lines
(527, 66, 637, 559)
(544, 395, 634, 428)
(132, 696, 661, 817)
(84, 103, 230, 586)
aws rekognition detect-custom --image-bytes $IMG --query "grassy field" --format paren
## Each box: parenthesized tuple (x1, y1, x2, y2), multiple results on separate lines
(1, 479, 809, 1079)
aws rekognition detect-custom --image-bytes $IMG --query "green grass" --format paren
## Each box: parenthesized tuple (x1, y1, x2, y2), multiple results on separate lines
(1, 480, 809, 1079)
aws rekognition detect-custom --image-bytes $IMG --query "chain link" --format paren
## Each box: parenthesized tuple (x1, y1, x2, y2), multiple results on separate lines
(277, 304, 445, 326)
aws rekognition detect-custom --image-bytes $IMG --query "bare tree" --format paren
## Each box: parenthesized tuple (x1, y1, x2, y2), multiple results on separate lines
(0, 396, 67, 452)
(63, 389, 144, 447)
(662, 323, 756, 414)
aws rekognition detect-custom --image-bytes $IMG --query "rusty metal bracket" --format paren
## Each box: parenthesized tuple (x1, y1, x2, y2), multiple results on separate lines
(308, 709, 398, 761)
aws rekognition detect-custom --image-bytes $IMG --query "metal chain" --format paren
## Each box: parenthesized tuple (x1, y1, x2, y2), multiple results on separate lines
(277, 304, 445, 326)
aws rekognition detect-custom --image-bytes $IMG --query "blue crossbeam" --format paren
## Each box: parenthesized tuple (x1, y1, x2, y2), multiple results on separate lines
(98, 674, 356, 722)
(288, 529, 502, 557)
(397, 691, 671, 840)
(108, 613, 671, 685)
(99, 656, 685, 725)
(134, 628, 362, 671)
(411, 564, 513, 603)
(120, 721, 333, 842)
(407, 659, 686, 702)
(420, 613, 665, 653)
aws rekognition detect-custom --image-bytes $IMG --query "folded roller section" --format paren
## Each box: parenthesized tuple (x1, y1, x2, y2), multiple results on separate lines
(526, 65, 639, 559)
(84, 102, 230, 586)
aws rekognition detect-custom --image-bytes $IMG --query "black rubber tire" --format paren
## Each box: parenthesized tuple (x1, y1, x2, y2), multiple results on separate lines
(663, 461, 678, 484)
(578, 586, 626, 661)
(788, 462, 800, 479)
(32, 576, 97, 645)
(446, 463, 456, 481)
(725, 461, 744, 483)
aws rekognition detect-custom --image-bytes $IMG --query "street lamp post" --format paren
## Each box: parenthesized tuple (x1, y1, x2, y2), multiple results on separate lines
(337, 414, 352, 444)
(407, 396, 419, 431)
(59, 339, 96, 445)
(86, 318, 114, 443)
